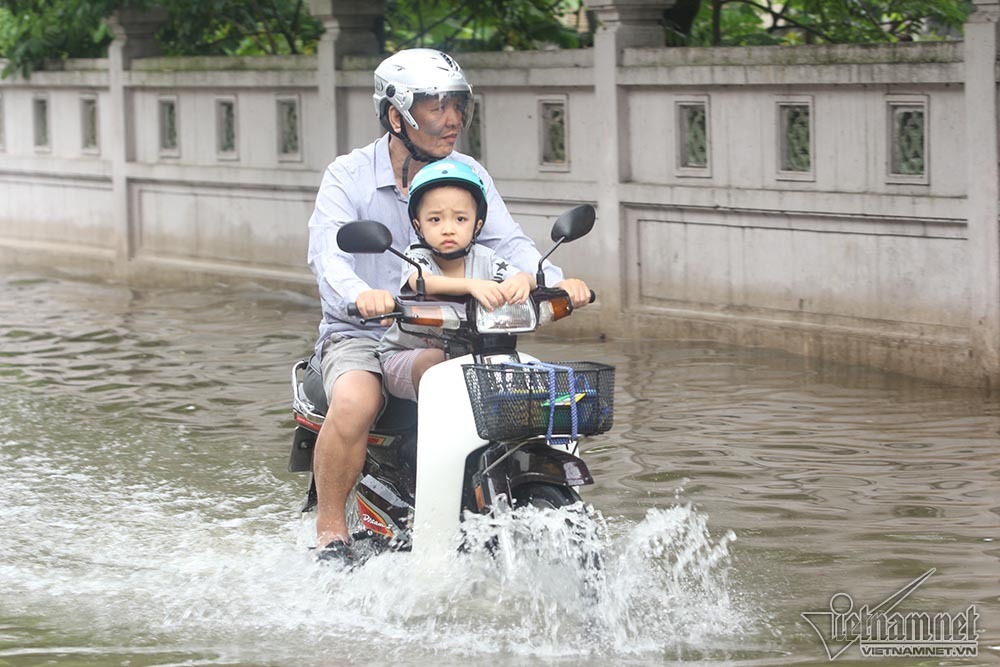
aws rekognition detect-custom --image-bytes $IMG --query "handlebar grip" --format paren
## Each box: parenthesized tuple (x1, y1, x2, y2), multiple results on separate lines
(588, 290, 597, 304)
(347, 303, 360, 317)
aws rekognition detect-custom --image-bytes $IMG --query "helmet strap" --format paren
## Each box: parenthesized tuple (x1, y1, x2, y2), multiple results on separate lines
(413, 238, 475, 261)
(436, 245, 473, 260)
(402, 154, 414, 192)
(391, 123, 442, 189)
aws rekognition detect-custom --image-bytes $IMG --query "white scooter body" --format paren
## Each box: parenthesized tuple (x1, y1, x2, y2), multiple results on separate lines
(412, 350, 539, 557)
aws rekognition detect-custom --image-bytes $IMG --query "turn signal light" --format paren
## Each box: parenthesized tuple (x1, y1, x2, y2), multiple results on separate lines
(549, 295, 573, 321)
(404, 304, 462, 328)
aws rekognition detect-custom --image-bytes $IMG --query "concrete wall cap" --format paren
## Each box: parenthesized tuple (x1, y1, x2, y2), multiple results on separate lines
(342, 49, 593, 72)
(623, 41, 963, 67)
(131, 55, 317, 72)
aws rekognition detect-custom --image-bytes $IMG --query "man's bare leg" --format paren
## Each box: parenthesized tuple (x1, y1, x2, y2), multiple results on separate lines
(314, 370, 383, 545)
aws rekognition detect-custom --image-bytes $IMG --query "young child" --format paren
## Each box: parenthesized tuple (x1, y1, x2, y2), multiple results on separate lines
(378, 160, 534, 401)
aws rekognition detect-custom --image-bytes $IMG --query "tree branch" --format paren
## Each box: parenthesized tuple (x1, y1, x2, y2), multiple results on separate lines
(726, 0, 837, 43)
(278, 0, 299, 53)
(398, 4, 464, 47)
(441, 10, 478, 49)
(712, 0, 722, 45)
(858, 0, 886, 36)
(247, 0, 279, 53)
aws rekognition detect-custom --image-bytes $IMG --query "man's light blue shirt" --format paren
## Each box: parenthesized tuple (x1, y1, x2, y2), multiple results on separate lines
(307, 134, 564, 355)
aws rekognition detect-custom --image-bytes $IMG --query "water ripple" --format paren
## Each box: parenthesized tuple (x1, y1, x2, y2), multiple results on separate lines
(1, 272, 998, 666)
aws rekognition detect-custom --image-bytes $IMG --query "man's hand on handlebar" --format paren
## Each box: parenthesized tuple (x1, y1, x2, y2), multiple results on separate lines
(355, 289, 396, 325)
(554, 278, 592, 308)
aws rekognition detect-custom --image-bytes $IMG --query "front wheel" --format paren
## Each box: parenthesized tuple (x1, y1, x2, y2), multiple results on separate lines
(511, 482, 580, 509)
(508, 482, 605, 596)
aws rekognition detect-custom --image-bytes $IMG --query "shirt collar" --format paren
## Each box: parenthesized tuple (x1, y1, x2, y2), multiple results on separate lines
(375, 133, 396, 190)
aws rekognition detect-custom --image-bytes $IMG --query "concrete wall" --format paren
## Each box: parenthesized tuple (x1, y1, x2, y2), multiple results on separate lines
(1, 12, 1000, 388)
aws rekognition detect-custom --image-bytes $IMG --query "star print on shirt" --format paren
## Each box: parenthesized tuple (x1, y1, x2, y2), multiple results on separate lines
(492, 259, 511, 282)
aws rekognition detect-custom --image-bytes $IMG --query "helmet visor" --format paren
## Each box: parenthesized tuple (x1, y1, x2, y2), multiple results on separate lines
(411, 91, 474, 134)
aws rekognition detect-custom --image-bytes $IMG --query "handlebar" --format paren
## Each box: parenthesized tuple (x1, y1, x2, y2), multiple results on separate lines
(346, 301, 402, 325)
(346, 288, 596, 323)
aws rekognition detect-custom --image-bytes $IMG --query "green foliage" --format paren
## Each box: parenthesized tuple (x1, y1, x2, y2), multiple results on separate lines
(0, 0, 322, 78)
(155, 0, 322, 57)
(384, 0, 588, 52)
(676, 0, 974, 47)
(0, 0, 122, 78)
(0, 0, 977, 79)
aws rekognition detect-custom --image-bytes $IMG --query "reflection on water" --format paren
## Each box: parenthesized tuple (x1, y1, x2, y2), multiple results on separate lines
(0, 272, 997, 666)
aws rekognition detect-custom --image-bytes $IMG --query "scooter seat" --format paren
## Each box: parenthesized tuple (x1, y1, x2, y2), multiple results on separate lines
(302, 354, 418, 434)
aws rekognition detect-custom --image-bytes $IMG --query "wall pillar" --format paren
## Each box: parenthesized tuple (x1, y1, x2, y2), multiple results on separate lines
(965, 0, 1000, 388)
(308, 0, 384, 162)
(584, 0, 671, 317)
(106, 8, 167, 266)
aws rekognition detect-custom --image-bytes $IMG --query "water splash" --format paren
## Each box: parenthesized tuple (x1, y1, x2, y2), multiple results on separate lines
(1, 436, 750, 664)
(319, 502, 748, 660)
(0, 364, 751, 664)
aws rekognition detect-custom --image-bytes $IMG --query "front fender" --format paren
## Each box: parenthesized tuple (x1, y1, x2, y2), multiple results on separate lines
(507, 442, 594, 490)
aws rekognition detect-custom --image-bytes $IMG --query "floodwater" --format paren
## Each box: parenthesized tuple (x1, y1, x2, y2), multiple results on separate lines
(0, 271, 997, 667)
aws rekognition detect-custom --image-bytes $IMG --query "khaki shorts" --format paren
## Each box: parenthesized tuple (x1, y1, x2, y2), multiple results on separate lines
(320, 334, 382, 402)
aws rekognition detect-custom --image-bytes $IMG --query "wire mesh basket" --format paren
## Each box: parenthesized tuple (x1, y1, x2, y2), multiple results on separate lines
(462, 361, 615, 442)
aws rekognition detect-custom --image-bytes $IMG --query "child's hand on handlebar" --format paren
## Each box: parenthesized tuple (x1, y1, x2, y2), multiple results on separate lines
(468, 279, 507, 311)
(499, 272, 534, 305)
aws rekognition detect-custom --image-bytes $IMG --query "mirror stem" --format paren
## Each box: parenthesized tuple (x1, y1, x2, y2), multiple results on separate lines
(388, 247, 426, 298)
(536, 236, 565, 288)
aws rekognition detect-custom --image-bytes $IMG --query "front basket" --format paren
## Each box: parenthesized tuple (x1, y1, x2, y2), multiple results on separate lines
(462, 361, 615, 442)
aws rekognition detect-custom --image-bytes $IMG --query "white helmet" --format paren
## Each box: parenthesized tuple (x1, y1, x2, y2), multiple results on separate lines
(373, 48, 474, 132)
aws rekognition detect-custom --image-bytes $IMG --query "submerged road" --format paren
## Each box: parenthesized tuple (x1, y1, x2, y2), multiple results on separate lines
(0, 271, 996, 666)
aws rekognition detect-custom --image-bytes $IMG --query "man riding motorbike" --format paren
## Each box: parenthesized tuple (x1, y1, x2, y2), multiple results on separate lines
(306, 48, 591, 561)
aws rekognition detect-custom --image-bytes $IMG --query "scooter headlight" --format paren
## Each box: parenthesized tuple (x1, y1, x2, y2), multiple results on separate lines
(475, 301, 537, 333)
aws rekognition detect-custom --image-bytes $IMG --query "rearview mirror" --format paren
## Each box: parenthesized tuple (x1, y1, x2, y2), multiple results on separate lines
(550, 204, 595, 243)
(536, 204, 597, 288)
(337, 219, 428, 297)
(337, 220, 393, 254)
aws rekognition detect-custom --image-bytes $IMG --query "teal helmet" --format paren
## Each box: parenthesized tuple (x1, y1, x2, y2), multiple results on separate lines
(407, 160, 488, 260)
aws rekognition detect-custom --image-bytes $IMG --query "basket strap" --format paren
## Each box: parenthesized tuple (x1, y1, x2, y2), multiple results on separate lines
(501, 361, 579, 445)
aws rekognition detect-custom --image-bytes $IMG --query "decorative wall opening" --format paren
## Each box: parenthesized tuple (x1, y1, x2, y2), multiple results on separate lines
(33, 96, 50, 151)
(215, 97, 238, 160)
(81, 96, 99, 154)
(676, 99, 710, 176)
(539, 96, 568, 171)
(887, 97, 928, 184)
(276, 95, 300, 162)
(777, 99, 813, 181)
(459, 95, 484, 162)
(158, 96, 179, 157)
